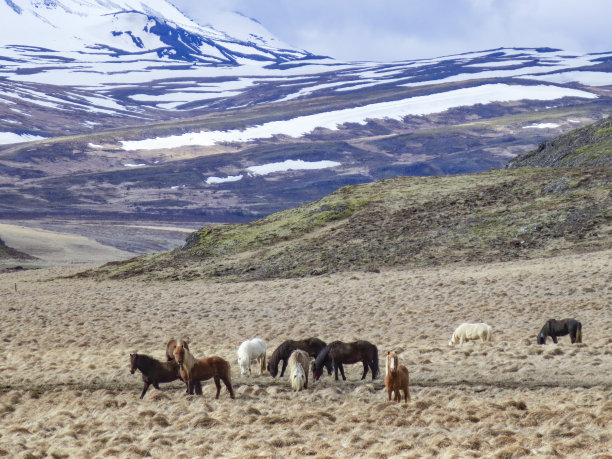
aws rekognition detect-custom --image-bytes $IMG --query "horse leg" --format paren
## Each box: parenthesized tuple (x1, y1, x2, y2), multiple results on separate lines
(194, 381, 203, 395)
(552, 335, 558, 344)
(221, 375, 235, 399)
(334, 364, 339, 381)
(213, 375, 222, 399)
(361, 361, 368, 380)
(280, 359, 288, 377)
(387, 387, 392, 401)
(140, 382, 150, 399)
(339, 364, 347, 381)
(152, 382, 160, 390)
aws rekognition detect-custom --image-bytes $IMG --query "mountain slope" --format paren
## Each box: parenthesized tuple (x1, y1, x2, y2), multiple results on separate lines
(0, 236, 36, 261)
(507, 115, 612, 168)
(88, 164, 612, 281)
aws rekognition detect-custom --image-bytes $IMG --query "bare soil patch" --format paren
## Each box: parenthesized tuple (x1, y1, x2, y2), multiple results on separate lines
(0, 251, 610, 457)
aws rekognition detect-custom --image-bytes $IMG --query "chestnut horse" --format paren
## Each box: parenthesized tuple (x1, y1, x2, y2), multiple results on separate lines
(267, 337, 328, 378)
(173, 340, 234, 399)
(384, 351, 410, 403)
(312, 340, 379, 381)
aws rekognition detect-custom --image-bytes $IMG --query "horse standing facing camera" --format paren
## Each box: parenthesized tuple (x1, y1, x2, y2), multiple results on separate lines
(384, 351, 410, 403)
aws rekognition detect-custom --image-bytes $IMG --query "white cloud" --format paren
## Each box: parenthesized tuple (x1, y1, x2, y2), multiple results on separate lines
(172, 0, 612, 61)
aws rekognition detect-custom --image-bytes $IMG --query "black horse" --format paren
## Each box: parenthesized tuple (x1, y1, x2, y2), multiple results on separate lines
(312, 340, 379, 381)
(537, 318, 582, 344)
(267, 337, 328, 377)
(129, 353, 202, 399)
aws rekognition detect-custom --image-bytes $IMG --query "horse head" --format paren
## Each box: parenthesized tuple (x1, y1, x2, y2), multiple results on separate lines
(312, 361, 323, 381)
(173, 341, 186, 365)
(267, 359, 278, 377)
(238, 355, 250, 376)
(536, 332, 546, 345)
(129, 353, 138, 374)
(386, 351, 399, 375)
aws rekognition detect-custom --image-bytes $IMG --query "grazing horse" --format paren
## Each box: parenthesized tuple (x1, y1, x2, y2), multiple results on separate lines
(173, 340, 234, 399)
(267, 337, 327, 378)
(448, 323, 492, 346)
(237, 338, 267, 376)
(130, 353, 201, 399)
(537, 318, 582, 344)
(287, 350, 310, 391)
(384, 351, 410, 403)
(312, 340, 379, 382)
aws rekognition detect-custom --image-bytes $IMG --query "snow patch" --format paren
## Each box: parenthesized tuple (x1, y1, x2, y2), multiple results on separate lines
(206, 175, 244, 184)
(522, 123, 560, 129)
(121, 84, 597, 151)
(0, 132, 46, 145)
(246, 159, 341, 176)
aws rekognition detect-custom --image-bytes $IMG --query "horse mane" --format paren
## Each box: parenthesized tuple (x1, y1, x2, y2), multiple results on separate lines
(175, 340, 198, 378)
(269, 340, 292, 372)
(314, 341, 339, 368)
(133, 353, 160, 371)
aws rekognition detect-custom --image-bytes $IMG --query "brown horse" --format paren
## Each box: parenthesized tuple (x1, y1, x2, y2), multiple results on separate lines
(384, 351, 410, 403)
(173, 340, 235, 399)
(267, 337, 328, 378)
(130, 353, 190, 399)
(312, 340, 379, 381)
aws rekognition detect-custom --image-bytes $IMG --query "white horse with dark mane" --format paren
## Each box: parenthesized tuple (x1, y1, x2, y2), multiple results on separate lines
(237, 338, 267, 376)
(288, 349, 310, 391)
(448, 323, 492, 346)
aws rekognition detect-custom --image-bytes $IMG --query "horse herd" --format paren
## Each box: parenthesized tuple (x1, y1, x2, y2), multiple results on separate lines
(129, 318, 581, 403)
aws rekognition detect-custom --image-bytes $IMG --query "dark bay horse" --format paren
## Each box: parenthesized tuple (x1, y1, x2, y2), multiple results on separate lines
(129, 353, 201, 399)
(537, 318, 582, 344)
(173, 340, 234, 399)
(267, 337, 328, 378)
(312, 340, 379, 381)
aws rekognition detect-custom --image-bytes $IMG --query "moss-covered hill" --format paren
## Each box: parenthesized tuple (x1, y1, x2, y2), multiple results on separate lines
(88, 165, 611, 281)
(507, 115, 612, 168)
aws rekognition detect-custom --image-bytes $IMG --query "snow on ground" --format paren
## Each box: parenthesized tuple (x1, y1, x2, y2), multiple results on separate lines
(205, 160, 341, 185)
(205, 175, 244, 184)
(246, 159, 341, 175)
(520, 71, 612, 86)
(522, 123, 561, 129)
(0, 132, 46, 145)
(122, 83, 597, 151)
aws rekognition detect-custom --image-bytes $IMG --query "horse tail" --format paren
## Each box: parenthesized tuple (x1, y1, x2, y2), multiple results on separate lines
(371, 346, 379, 379)
(575, 321, 582, 343)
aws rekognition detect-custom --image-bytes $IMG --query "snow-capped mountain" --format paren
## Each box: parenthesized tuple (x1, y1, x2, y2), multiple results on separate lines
(0, 0, 310, 62)
(1, 0, 612, 242)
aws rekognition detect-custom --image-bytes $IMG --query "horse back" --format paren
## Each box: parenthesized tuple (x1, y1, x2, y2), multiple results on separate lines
(191, 356, 231, 381)
(145, 359, 180, 384)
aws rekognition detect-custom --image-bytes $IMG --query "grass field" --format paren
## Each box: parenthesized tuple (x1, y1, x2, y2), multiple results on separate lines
(1, 248, 610, 457)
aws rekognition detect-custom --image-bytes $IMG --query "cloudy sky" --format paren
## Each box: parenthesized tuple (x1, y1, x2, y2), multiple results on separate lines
(172, 0, 612, 62)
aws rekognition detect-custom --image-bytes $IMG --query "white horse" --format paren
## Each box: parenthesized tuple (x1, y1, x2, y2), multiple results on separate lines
(448, 323, 492, 346)
(237, 338, 267, 376)
(288, 349, 310, 391)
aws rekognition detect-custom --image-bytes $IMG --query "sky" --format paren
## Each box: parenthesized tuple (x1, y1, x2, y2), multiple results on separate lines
(171, 0, 612, 62)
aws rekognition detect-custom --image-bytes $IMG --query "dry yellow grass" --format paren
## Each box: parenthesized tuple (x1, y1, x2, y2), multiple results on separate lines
(1, 250, 611, 458)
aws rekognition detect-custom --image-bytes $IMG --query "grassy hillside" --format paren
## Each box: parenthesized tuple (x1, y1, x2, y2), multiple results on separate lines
(88, 165, 611, 281)
(507, 115, 612, 168)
